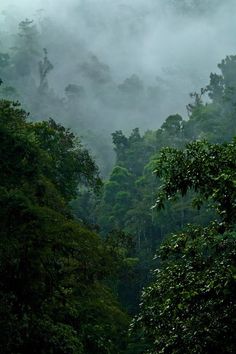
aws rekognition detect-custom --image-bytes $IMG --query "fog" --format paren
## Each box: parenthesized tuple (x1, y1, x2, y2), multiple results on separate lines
(0, 0, 236, 173)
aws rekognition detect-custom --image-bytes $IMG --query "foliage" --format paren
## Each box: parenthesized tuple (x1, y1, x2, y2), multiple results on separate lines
(132, 137, 236, 353)
(0, 99, 129, 353)
(155, 139, 236, 227)
(94, 56, 236, 309)
(12, 19, 40, 77)
(2, 20, 236, 351)
(132, 225, 236, 354)
(32, 117, 102, 201)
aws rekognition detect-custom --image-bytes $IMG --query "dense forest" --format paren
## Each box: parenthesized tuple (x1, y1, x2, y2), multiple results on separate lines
(1, 1, 236, 353)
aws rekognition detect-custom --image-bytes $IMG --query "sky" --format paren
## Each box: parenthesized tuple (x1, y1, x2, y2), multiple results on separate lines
(1, 0, 236, 131)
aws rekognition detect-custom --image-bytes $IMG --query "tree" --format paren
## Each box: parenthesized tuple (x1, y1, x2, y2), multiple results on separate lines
(80, 54, 112, 85)
(0, 99, 129, 353)
(132, 139, 236, 353)
(12, 19, 40, 77)
(32, 118, 102, 201)
(154, 139, 236, 228)
(207, 55, 236, 105)
(118, 75, 144, 96)
(38, 48, 53, 93)
(132, 225, 236, 354)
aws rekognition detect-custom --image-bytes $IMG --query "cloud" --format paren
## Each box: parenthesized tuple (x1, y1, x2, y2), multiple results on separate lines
(1, 0, 236, 130)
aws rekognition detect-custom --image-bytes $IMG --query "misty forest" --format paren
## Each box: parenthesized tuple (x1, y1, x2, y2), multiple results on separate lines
(1, 0, 236, 353)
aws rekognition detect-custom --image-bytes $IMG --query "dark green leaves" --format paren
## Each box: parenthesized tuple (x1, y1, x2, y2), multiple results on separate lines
(133, 226, 236, 354)
(0, 100, 127, 353)
(155, 140, 236, 227)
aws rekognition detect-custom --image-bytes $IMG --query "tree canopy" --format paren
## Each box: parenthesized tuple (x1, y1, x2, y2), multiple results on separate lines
(0, 99, 128, 354)
(132, 139, 236, 354)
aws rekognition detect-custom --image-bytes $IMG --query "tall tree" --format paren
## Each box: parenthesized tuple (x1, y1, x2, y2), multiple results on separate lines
(0, 99, 129, 354)
(133, 139, 236, 354)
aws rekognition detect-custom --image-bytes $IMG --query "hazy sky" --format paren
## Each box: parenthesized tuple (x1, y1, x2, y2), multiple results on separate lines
(1, 0, 236, 127)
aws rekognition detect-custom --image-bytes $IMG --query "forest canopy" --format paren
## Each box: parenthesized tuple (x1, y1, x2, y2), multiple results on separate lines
(1, 2, 236, 353)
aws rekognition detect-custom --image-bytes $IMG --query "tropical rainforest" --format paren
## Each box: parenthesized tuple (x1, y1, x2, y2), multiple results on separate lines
(0, 1, 236, 353)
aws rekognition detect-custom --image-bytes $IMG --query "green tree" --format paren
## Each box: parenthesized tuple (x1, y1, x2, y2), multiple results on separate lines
(0, 99, 129, 353)
(133, 139, 236, 353)
(32, 118, 102, 201)
(155, 139, 236, 227)
(132, 225, 236, 354)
